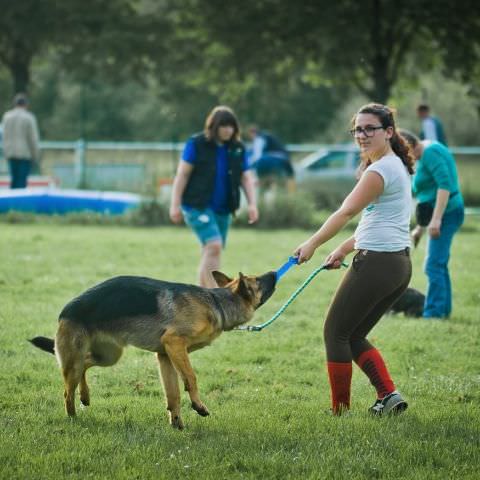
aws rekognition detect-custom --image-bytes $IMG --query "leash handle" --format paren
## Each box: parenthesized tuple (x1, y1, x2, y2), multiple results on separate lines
(276, 256, 347, 281)
(321, 260, 349, 270)
(276, 256, 299, 281)
(237, 260, 349, 333)
(234, 324, 263, 332)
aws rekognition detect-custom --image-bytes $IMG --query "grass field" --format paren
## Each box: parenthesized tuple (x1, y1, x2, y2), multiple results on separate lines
(1, 219, 479, 479)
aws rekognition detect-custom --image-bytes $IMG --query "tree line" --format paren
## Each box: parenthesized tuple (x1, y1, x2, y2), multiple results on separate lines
(0, 0, 479, 143)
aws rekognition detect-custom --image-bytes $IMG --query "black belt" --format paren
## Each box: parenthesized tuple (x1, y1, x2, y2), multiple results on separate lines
(358, 247, 410, 256)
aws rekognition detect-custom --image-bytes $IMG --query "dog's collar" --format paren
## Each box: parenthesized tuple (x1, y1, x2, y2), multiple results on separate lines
(209, 291, 227, 330)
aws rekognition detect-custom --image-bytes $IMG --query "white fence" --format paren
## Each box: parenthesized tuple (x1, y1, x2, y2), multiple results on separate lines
(1, 140, 479, 193)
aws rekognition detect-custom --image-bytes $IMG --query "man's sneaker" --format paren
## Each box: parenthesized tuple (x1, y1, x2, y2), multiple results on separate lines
(369, 391, 408, 416)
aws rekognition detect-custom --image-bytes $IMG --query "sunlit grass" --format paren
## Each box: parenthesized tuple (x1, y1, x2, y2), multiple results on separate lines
(0, 219, 479, 479)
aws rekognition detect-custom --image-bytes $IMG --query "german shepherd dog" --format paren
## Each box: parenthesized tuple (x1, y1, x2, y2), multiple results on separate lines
(30, 270, 276, 430)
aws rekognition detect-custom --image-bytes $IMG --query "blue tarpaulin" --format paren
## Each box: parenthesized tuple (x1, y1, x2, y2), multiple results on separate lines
(0, 189, 141, 215)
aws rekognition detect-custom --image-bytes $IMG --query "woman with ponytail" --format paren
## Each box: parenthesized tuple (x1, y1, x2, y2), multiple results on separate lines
(294, 103, 413, 416)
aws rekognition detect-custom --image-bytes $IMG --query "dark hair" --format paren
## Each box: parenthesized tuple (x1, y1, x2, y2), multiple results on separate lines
(204, 105, 241, 142)
(417, 104, 430, 113)
(398, 129, 420, 148)
(14, 93, 28, 106)
(353, 103, 415, 175)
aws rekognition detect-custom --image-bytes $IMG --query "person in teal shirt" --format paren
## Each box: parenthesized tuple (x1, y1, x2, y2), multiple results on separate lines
(401, 131, 464, 318)
(417, 104, 448, 146)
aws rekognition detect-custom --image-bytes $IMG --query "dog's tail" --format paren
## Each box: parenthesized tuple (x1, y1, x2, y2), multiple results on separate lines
(29, 336, 55, 355)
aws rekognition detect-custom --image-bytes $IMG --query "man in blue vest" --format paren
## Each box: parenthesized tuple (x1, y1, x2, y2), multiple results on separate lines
(417, 104, 447, 146)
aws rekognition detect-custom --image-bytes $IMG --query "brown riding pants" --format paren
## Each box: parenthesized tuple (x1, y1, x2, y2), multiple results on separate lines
(324, 249, 412, 363)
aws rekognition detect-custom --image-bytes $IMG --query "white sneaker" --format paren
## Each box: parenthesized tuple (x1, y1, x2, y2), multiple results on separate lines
(369, 391, 408, 416)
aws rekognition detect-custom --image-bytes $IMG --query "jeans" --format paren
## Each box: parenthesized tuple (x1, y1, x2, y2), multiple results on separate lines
(253, 154, 294, 178)
(424, 207, 464, 318)
(8, 158, 32, 189)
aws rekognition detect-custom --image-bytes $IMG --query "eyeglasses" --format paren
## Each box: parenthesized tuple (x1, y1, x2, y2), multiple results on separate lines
(350, 126, 384, 137)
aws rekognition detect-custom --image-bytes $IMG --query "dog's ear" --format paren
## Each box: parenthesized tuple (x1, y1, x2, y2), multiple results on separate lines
(212, 271, 233, 287)
(236, 272, 251, 301)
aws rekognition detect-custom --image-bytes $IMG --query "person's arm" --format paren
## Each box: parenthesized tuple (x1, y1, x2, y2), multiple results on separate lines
(423, 145, 454, 238)
(2, 115, 11, 158)
(240, 170, 258, 224)
(411, 225, 425, 248)
(428, 188, 450, 238)
(436, 118, 447, 145)
(250, 136, 266, 164)
(294, 170, 384, 263)
(29, 115, 41, 162)
(169, 160, 193, 224)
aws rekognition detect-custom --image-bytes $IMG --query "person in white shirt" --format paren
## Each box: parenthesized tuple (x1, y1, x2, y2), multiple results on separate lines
(417, 104, 447, 146)
(2, 93, 40, 188)
(294, 103, 414, 417)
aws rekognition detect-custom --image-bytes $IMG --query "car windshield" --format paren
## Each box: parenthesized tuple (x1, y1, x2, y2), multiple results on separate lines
(307, 151, 348, 170)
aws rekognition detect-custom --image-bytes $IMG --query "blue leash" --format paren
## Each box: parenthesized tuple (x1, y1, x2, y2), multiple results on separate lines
(236, 256, 348, 332)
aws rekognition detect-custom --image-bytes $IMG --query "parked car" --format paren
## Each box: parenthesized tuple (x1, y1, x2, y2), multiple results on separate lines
(294, 145, 360, 206)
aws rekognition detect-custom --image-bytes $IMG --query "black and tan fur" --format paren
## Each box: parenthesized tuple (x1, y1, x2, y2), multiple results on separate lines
(388, 287, 425, 318)
(30, 270, 276, 429)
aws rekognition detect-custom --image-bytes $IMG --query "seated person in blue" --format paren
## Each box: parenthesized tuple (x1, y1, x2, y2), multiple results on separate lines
(170, 106, 258, 287)
(247, 125, 295, 193)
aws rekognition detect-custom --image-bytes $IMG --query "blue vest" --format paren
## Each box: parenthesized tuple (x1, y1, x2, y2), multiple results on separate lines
(182, 134, 245, 213)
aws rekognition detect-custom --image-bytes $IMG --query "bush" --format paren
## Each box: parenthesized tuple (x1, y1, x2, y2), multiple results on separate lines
(0, 200, 172, 227)
(462, 190, 480, 207)
(1, 211, 37, 224)
(0, 196, 350, 230)
(127, 200, 170, 226)
(234, 192, 318, 229)
(300, 182, 352, 210)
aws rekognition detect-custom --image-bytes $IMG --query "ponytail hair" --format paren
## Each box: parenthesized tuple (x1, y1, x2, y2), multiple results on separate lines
(353, 103, 415, 175)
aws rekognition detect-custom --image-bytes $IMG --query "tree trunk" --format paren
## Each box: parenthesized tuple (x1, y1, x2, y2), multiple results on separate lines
(372, 70, 390, 105)
(9, 59, 30, 94)
(368, 0, 392, 104)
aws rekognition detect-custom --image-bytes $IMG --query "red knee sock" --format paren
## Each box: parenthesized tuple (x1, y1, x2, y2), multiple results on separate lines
(356, 348, 395, 399)
(326, 362, 352, 414)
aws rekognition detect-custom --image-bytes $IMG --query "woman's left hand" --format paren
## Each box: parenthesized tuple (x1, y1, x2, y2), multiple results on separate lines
(324, 247, 346, 269)
(411, 225, 425, 247)
(428, 218, 442, 238)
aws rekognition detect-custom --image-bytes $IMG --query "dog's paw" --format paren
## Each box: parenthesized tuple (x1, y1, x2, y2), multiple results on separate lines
(191, 402, 210, 417)
(171, 415, 184, 430)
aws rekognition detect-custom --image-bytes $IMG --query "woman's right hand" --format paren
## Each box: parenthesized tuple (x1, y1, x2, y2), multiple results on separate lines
(427, 218, 441, 239)
(324, 247, 346, 269)
(293, 239, 317, 264)
(169, 205, 183, 224)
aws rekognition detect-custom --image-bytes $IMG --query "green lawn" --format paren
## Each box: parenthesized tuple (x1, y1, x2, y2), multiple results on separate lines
(1, 220, 479, 479)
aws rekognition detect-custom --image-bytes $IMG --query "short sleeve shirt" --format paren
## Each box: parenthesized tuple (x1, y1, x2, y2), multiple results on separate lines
(354, 155, 412, 251)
